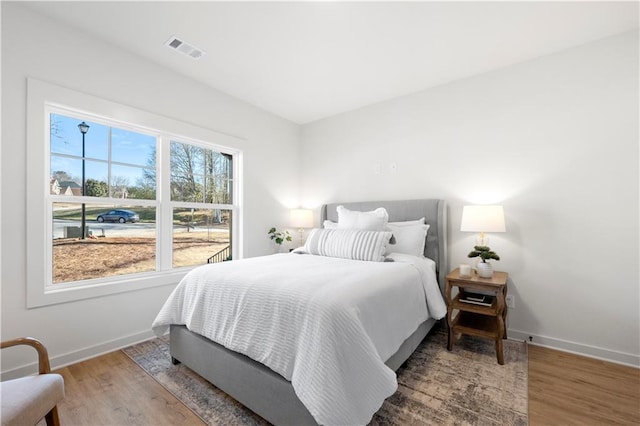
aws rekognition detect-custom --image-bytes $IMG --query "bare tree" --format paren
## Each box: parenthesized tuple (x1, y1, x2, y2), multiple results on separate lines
(136, 141, 232, 205)
(171, 142, 201, 202)
(132, 148, 157, 199)
(50, 115, 65, 142)
(51, 170, 76, 182)
(110, 175, 130, 198)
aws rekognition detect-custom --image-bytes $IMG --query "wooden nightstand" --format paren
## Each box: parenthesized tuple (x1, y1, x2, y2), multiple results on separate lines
(445, 268, 508, 364)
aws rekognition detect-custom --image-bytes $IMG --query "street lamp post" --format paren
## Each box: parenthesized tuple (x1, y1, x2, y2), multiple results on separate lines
(78, 121, 90, 239)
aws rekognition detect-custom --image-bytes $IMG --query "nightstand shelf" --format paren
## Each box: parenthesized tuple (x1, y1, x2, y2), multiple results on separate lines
(446, 268, 508, 364)
(450, 293, 499, 316)
(452, 311, 499, 339)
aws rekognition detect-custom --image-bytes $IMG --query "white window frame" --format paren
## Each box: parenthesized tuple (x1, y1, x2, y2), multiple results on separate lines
(26, 78, 244, 308)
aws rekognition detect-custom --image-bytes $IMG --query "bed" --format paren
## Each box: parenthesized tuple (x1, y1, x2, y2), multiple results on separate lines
(153, 199, 448, 425)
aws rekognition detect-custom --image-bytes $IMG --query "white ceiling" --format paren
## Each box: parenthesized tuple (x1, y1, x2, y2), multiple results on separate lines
(23, 1, 639, 124)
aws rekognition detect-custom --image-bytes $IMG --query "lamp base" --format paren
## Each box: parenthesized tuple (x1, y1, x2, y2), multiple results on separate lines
(475, 233, 489, 247)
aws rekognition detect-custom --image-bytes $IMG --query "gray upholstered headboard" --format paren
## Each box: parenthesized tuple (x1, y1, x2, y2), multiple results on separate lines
(321, 199, 448, 292)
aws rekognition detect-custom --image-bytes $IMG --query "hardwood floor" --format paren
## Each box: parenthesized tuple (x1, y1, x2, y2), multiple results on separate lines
(528, 345, 639, 425)
(51, 351, 204, 425)
(47, 344, 639, 425)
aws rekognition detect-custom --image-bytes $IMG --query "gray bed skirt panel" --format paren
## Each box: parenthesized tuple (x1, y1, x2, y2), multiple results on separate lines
(170, 325, 318, 425)
(384, 318, 436, 371)
(170, 318, 437, 426)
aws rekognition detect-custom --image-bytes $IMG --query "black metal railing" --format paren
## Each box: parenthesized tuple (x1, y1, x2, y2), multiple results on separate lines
(207, 245, 231, 264)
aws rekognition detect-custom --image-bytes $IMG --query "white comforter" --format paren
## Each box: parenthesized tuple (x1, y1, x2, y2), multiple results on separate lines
(152, 252, 446, 425)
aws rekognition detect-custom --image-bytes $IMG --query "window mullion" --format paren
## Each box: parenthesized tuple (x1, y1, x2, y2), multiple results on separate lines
(158, 136, 173, 270)
(232, 152, 242, 259)
(107, 126, 112, 197)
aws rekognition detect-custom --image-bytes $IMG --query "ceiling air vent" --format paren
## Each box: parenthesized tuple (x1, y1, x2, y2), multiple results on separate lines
(164, 36, 205, 60)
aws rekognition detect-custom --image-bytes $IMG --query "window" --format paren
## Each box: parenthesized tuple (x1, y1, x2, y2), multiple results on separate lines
(49, 114, 158, 284)
(170, 141, 233, 268)
(52, 202, 157, 283)
(27, 78, 243, 307)
(47, 112, 237, 284)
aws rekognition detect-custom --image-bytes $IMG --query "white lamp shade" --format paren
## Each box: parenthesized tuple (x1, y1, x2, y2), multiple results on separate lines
(460, 205, 506, 233)
(290, 209, 314, 228)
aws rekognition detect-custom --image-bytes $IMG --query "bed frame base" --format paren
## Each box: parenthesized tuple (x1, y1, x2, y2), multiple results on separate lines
(170, 318, 437, 426)
(171, 324, 317, 425)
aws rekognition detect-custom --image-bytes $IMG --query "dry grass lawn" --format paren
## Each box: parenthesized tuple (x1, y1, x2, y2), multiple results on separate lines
(53, 233, 229, 283)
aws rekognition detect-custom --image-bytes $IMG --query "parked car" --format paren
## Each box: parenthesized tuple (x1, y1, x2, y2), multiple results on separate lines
(96, 209, 140, 223)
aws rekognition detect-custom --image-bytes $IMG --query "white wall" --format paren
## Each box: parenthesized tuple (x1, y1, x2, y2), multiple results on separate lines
(1, 4, 300, 375)
(300, 31, 639, 365)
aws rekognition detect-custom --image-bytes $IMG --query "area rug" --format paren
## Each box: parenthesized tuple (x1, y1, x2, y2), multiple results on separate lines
(123, 323, 527, 425)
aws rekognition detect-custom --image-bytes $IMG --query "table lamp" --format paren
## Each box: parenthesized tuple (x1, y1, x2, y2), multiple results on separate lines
(290, 209, 314, 246)
(460, 205, 506, 246)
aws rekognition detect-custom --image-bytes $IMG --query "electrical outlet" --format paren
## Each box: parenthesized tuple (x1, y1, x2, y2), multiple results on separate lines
(389, 162, 397, 173)
(374, 163, 381, 174)
(506, 295, 515, 309)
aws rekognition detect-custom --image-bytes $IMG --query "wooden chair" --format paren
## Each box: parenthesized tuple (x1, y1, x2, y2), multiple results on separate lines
(1, 337, 64, 426)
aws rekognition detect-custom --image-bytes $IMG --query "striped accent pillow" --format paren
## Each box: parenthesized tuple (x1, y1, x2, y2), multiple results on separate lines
(303, 228, 393, 262)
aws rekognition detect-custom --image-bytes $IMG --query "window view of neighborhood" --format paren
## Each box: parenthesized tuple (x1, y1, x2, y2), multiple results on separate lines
(52, 202, 157, 283)
(172, 208, 232, 268)
(49, 112, 233, 285)
(50, 113, 156, 199)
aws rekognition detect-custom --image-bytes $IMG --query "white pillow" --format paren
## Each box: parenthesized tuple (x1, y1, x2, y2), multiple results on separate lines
(323, 220, 338, 229)
(389, 217, 425, 226)
(328, 217, 424, 229)
(303, 228, 392, 262)
(385, 223, 430, 257)
(336, 205, 389, 231)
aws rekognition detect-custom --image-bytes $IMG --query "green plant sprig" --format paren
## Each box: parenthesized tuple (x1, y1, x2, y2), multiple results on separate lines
(467, 245, 500, 263)
(268, 227, 292, 245)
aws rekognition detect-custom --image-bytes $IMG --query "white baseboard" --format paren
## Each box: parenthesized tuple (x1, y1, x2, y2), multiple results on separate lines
(4, 327, 637, 379)
(508, 328, 639, 368)
(1, 329, 156, 380)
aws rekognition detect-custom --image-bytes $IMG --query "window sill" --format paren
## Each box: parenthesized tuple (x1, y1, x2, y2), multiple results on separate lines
(27, 269, 189, 309)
